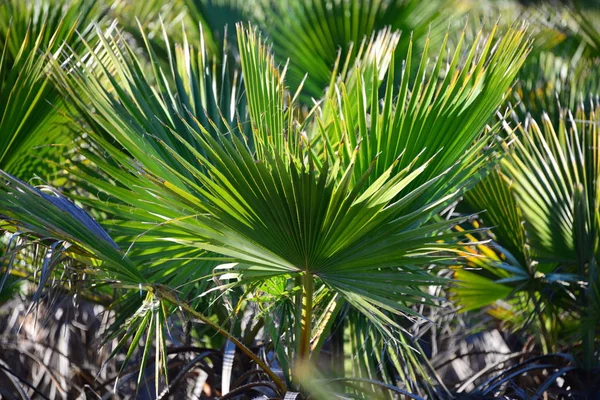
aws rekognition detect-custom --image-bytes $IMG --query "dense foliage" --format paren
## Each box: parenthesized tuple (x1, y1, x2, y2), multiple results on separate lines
(0, 0, 599, 398)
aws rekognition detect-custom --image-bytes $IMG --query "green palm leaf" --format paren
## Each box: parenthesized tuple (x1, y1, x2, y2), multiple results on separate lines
(453, 103, 600, 363)
(264, 0, 455, 101)
(316, 24, 531, 199)
(504, 108, 599, 264)
(0, 0, 102, 179)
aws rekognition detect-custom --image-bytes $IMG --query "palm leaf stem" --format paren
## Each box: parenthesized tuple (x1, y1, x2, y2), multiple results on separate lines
(299, 271, 314, 362)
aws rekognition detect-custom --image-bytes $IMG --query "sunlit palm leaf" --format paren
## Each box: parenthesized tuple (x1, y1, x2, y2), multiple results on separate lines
(316, 24, 531, 198)
(55, 24, 246, 184)
(452, 269, 513, 312)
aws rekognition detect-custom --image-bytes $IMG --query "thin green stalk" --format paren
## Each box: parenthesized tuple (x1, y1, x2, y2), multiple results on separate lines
(536, 297, 551, 354)
(299, 272, 314, 362)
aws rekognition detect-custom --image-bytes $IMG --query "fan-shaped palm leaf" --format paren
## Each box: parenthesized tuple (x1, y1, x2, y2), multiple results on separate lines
(453, 103, 600, 365)
(316, 24, 530, 197)
(505, 108, 599, 265)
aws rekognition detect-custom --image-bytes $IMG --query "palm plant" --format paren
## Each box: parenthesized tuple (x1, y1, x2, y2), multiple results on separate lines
(0, 3, 107, 395)
(5, 0, 600, 398)
(454, 102, 600, 396)
(0, 16, 531, 398)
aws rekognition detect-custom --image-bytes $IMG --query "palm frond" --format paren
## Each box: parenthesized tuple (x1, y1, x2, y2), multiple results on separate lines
(0, 171, 141, 283)
(264, 0, 455, 101)
(513, 50, 600, 122)
(453, 103, 600, 366)
(0, 0, 103, 179)
(316, 24, 531, 199)
(504, 106, 600, 264)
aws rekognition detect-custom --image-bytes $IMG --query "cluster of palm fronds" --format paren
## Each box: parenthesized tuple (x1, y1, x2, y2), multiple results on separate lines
(0, 0, 599, 398)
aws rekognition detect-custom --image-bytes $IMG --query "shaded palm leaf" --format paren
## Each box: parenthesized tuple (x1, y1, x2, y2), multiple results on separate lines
(513, 50, 600, 123)
(0, 0, 103, 179)
(108, 0, 194, 63)
(0, 171, 140, 283)
(265, 0, 454, 101)
(453, 103, 600, 366)
(185, 0, 265, 57)
(570, 2, 600, 57)
(464, 169, 529, 269)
